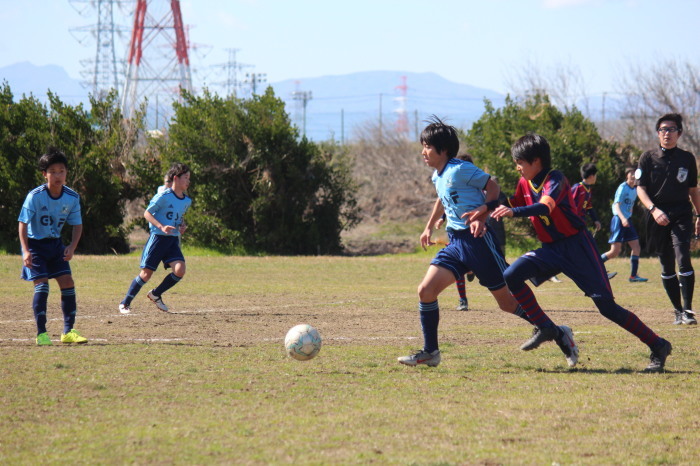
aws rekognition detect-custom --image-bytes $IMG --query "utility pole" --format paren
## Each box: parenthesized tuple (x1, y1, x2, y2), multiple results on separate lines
(244, 72, 267, 96)
(292, 89, 313, 137)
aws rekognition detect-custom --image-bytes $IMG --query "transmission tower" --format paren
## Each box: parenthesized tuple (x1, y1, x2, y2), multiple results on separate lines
(70, 0, 130, 98)
(212, 48, 252, 97)
(394, 75, 409, 136)
(292, 83, 312, 137)
(121, 0, 193, 128)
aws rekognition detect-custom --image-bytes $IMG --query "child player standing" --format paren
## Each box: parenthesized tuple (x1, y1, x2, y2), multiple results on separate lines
(119, 163, 191, 314)
(492, 133, 672, 372)
(18, 148, 87, 345)
(398, 118, 578, 368)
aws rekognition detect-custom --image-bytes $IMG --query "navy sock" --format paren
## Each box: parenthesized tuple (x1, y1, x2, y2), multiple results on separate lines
(661, 275, 683, 311)
(123, 276, 146, 306)
(61, 287, 77, 334)
(153, 273, 181, 297)
(630, 255, 639, 277)
(33, 283, 49, 335)
(679, 272, 695, 311)
(514, 305, 533, 324)
(419, 300, 440, 353)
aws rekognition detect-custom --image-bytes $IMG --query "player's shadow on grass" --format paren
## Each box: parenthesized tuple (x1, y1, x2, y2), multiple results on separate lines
(532, 367, 697, 375)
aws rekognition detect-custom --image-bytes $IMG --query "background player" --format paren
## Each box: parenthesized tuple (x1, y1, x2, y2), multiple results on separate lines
(492, 133, 672, 372)
(600, 168, 647, 282)
(119, 163, 191, 314)
(398, 118, 577, 368)
(636, 113, 700, 325)
(18, 148, 87, 346)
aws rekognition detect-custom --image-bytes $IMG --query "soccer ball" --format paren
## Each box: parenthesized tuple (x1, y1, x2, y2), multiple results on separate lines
(284, 324, 322, 361)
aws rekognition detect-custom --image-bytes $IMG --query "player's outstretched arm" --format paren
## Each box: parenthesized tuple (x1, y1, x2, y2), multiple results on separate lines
(491, 205, 514, 221)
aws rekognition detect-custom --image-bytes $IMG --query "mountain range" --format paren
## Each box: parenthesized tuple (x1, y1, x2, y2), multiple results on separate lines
(0, 62, 616, 141)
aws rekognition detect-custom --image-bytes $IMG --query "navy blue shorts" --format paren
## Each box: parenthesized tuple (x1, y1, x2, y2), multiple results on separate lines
(608, 216, 639, 243)
(21, 238, 71, 281)
(514, 229, 613, 300)
(141, 234, 185, 271)
(430, 228, 508, 291)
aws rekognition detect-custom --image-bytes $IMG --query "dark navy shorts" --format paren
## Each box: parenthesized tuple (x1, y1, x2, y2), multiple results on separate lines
(430, 227, 508, 291)
(608, 216, 639, 243)
(141, 234, 185, 271)
(513, 229, 613, 300)
(21, 237, 71, 281)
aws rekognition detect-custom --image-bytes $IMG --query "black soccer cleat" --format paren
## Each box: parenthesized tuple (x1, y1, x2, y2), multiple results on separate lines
(681, 310, 697, 325)
(673, 309, 684, 325)
(644, 339, 672, 373)
(520, 326, 558, 351)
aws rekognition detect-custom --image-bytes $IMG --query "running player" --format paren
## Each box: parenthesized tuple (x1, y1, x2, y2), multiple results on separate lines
(600, 168, 648, 282)
(398, 118, 578, 368)
(18, 148, 87, 345)
(492, 133, 672, 372)
(119, 163, 191, 314)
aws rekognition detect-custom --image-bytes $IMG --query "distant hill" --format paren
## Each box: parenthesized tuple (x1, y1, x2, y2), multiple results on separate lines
(0, 63, 510, 140)
(270, 70, 505, 141)
(0, 61, 90, 107)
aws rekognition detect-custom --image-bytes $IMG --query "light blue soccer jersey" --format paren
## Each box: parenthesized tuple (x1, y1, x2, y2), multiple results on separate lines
(18, 185, 82, 239)
(432, 158, 491, 232)
(146, 188, 191, 236)
(613, 182, 636, 218)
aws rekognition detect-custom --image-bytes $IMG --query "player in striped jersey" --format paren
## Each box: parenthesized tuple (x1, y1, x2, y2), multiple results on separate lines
(492, 133, 672, 372)
(398, 117, 578, 368)
(119, 163, 191, 314)
(18, 148, 87, 345)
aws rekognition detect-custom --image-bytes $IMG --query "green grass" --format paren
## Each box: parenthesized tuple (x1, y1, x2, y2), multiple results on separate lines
(0, 253, 698, 464)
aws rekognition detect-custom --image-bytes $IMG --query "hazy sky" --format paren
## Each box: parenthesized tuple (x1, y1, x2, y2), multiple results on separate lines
(1, 0, 698, 95)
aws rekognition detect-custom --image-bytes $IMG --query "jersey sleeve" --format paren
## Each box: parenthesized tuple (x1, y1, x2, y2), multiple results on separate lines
(688, 152, 698, 188)
(613, 183, 625, 205)
(146, 192, 165, 215)
(508, 179, 527, 208)
(635, 153, 651, 187)
(17, 194, 35, 223)
(67, 197, 82, 225)
(459, 162, 490, 190)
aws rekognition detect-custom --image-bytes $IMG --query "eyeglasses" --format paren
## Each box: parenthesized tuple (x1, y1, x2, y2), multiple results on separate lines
(658, 127, 679, 134)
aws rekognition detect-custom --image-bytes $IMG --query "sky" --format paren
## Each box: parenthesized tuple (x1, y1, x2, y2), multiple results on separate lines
(0, 0, 698, 97)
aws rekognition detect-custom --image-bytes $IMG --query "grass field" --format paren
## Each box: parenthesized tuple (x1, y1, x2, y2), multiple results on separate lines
(0, 252, 698, 464)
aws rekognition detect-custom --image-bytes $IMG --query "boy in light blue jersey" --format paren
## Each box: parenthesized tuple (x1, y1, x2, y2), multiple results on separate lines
(18, 148, 87, 346)
(398, 117, 578, 368)
(119, 163, 191, 314)
(600, 168, 648, 282)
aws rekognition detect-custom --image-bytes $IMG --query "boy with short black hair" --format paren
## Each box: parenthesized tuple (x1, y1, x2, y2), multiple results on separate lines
(398, 119, 578, 368)
(18, 148, 87, 345)
(492, 133, 672, 372)
(119, 163, 191, 314)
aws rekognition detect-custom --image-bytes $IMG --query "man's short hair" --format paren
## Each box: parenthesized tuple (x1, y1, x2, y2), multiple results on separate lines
(511, 133, 551, 170)
(420, 115, 459, 158)
(38, 147, 68, 172)
(580, 162, 597, 179)
(655, 113, 683, 134)
(455, 153, 473, 163)
(166, 163, 190, 183)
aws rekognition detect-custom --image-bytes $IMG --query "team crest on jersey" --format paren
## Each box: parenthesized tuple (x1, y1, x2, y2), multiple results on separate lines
(61, 205, 71, 215)
(677, 167, 688, 183)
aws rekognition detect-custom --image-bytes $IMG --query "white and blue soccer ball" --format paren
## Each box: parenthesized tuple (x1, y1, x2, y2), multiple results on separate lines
(284, 324, 322, 361)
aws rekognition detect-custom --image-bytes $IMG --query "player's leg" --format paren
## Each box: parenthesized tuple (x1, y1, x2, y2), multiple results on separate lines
(120, 267, 154, 313)
(455, 274, 468, 311)
(55, 273, 87, 344)
(147, 238, 186, 312)
(658, 242, 683, 324)
(150, 260, 185, 301)
(627, 239, 647, 282)
(398, 264, 454, 367)
(672, 217, 696, 324)
(502, 253, 562, 350)
(32, 278, 51, 345)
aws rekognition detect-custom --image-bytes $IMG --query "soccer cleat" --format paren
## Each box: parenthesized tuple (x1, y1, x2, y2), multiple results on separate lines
(147, 290, 169, 312)
(681, 310, 697, 325)
(673, 309, 684, 325)
(644, 339, 672, 373)
(520, 326, 558, 351)
(466, 272, 476, 282)
(555, 325, 579, 368)
(36, 332, 53, 346)
(397, 349, 441, 367)
(118, 303, 131, 314)
(607, 271, 618, 279)
(60, 329, 88, 344)
(456, 298, 469, 311)
(628, 275, 648, 282)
